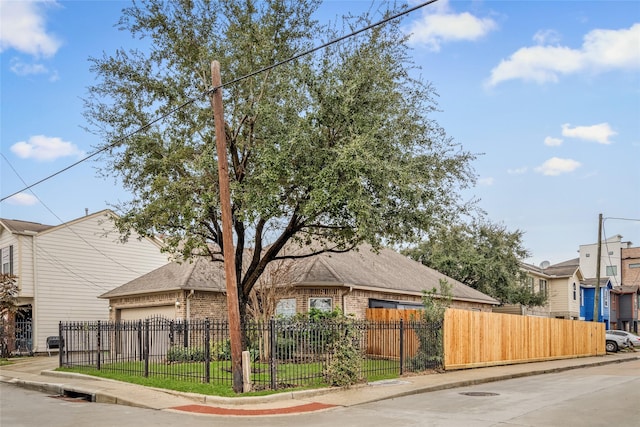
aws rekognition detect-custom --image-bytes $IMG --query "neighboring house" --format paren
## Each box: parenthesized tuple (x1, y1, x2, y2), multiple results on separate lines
(494, 259, 583, 319)
(580, 278, 613, 328)
(0, 210, 169, 353)
(579, 234, 633, 288)
(621, 247, 640, 287)
(100, 244, 499, 321)
(493, 262, 550, 317)
(542, 258, 584, 320)
(610, 285, 639, 333)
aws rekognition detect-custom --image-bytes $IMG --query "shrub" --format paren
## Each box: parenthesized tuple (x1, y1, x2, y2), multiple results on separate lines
(323, 316, 363, 387)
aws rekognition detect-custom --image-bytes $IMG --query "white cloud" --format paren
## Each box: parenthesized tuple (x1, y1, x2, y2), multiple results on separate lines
(0, 0, 62, 57)
(487, 23, 640, 86)
(535, 157, 581, 176)
(561, 123, 617, 145)
(507, 167, 528, 175)
(5, 192, 39, 206)
(406, 0, 497, 51)
(544, 136, 563, 147)
(9, 58, 49, 76)
(10, 135, 84, 161)
(478, 177, 495, 186)
(533, 29, 561, 45)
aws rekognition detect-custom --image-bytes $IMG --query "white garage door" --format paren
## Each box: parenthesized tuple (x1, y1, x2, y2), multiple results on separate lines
(119, 305, 175, 321)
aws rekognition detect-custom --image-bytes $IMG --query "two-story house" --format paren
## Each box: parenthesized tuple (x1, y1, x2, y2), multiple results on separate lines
(494, 260, 583, 319)
(0, 210, 169, 353)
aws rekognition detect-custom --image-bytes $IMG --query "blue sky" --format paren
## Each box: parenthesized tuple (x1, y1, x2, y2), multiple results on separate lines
(1, 0, 639, 266)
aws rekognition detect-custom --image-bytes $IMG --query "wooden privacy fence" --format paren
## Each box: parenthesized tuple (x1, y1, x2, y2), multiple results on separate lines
(365, 308, 426, 359)
(444, 308, 606, 370)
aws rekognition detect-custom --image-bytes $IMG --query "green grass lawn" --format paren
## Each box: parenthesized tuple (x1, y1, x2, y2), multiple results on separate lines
(56, 357, 401, 396)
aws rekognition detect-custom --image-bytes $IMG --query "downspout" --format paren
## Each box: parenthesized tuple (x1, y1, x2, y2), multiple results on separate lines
(342, 285, 353, 315)
(186, 289, 195, 320)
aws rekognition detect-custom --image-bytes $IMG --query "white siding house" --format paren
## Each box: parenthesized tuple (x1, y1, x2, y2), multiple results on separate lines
(0, 210, 169, 353)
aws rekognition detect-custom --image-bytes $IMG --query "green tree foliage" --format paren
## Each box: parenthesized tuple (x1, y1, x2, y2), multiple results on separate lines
(84, 0, 476, 318)
(404, 221, 546, 306)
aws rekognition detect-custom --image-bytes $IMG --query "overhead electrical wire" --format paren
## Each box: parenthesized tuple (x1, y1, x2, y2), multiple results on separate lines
(0, 0, 440, 203)
(1, 152, 160, 277)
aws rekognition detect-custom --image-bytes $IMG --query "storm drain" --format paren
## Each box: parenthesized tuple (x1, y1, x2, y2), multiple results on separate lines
(50, 390, 94, 402)
(459, 392, 500, 397)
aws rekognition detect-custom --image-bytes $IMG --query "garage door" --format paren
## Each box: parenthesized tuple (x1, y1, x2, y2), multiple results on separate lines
(119, 305, 175, 321)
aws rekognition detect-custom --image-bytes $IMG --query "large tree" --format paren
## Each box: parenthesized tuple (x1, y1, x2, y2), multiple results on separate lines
(84, 0, 476, 318)
(403, 220, 546, 306)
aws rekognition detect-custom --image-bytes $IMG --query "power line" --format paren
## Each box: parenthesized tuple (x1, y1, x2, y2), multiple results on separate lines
(1, 152, 162, 276)
(0, 0, 439, 203)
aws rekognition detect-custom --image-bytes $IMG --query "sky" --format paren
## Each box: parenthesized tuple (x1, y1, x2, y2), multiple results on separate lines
(1, 0, 639, 267)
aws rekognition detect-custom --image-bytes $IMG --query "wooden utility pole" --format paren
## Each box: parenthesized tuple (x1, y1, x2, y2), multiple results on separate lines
(210, 60, 243, 393)
(593, 213, 603, 322)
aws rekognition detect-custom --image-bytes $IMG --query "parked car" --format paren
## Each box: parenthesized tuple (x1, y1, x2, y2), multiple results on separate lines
(605, 331, 631, 352)
(606, 330, 640, 348)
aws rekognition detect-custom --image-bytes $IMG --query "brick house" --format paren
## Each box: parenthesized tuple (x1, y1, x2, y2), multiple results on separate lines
(100, 244, 498, 321)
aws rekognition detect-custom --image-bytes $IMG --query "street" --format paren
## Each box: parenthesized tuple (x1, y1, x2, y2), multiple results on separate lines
(1, 359, 639, 427)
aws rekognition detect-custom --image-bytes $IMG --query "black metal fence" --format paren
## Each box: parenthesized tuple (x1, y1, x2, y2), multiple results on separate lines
(58, 317, 442, 391)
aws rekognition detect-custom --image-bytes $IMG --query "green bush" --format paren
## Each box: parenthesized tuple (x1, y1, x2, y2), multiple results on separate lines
(167, 345, 206, 362)
(323, 317, 363, 387)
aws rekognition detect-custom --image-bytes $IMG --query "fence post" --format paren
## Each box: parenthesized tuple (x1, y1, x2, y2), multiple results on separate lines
(184, 319, 189, 348)
(399, 318, 404, 375)
(137, 320, 143, 362)
(58, 321, 63, 367)
(204, 319, 211, 383)
(270, 318, 277, 390)
(96, 320, 101, 371)
(144, 319, 149, 377)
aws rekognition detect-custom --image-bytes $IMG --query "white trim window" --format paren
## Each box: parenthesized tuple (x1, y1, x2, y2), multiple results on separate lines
(309, 297, 332, 312)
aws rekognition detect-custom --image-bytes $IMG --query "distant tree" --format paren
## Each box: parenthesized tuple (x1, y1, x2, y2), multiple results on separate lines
(84, 0, 476, 321)
(404, 220, 546, 306)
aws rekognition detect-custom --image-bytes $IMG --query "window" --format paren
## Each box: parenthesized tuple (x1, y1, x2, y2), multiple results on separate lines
(0, 245, 13, 275)
(523, 276, 534, 291)
(309, 297, 332, 312)
(603, 290, 609, 308)
(275, 298, 296, 317)
(538, 279, 547, 297)
(605, 265, 617, 276)
(572, 283, 577, 301)
(629, 263, 640, 269)
(608, 251, 614, 255)
(580, 289, 584, 305)
(585, 253, 590, 257)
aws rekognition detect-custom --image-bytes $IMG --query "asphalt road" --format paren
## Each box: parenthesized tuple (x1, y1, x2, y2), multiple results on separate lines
(2, 359, 639, 427)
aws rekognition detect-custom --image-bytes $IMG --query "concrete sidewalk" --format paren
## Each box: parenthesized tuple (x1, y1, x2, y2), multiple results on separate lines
(1, 351, 638, 416)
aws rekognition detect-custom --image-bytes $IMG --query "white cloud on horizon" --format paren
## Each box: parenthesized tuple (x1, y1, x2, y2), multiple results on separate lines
(487, 23, 640, 86)
(561, 123, 617, 144)
(10, 135, 85, 161)
(544, 136, 563, 147)
(535, 157, 581, 176)
(478, 177, 495, 186)
(0, 0, 62, 58)
(5, 193, 39, 206)
(406, 0, 497, 51)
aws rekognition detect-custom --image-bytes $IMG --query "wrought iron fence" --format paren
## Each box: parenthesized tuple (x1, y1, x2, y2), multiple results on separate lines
(58, 317, 442, 391)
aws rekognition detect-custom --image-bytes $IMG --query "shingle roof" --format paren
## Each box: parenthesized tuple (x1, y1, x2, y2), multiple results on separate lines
(0, 218, 54, 234)
(102, 244, 499, 305)
(100, 257, 226, 298)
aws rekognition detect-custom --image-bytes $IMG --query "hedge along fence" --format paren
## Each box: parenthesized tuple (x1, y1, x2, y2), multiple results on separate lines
(443, 308, 606, 370)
